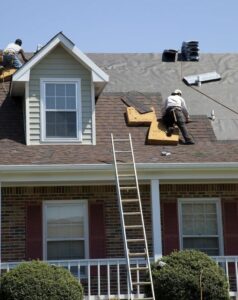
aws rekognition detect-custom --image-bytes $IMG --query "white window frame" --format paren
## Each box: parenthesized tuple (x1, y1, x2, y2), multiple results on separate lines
(40, 78, 82, 143)
(178, 198, 224, 255)
(43, 200, 89, 261)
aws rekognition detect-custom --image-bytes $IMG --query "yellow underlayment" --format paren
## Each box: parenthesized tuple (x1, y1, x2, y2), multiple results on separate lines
(0, 68, 16, 82)
(147, 119, 179, 145)
(126, 106, 179, 145)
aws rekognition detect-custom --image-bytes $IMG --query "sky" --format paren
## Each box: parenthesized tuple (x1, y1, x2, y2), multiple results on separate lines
(2, 0, 238, 53)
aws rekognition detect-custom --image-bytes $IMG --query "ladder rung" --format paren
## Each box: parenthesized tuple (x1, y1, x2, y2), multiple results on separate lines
(132, 281, 151, 286)
(125, 225, 143, 229)
(113, 138, 130, 142)
(116, 162, 133, 165)
(129, 252, 146, 257)
(133, 298, 153, 300)
(118, 174, 135, 177)
(122, 199, 139, 203)
(120, 186, 137, 190)
(130, 266, 149, 271)
(123, 212, 140, 216)
(115, 150, 131, 153)
(127, 238, 144, 243)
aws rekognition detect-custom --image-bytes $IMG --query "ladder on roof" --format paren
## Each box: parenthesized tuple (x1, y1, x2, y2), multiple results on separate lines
(111, 133, 155, 300)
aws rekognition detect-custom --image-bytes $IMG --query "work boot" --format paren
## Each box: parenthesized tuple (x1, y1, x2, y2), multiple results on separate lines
(166, 127, 174, 137)
(184, 139, 195, 145)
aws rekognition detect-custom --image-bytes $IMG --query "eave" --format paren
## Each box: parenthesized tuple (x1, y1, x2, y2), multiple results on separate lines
(0, 162, 237, 186)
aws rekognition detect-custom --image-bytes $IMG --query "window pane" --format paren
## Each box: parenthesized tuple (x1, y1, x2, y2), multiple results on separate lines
(47, 240, 85, 260)
(183, 237, 219, 255)
(45, 84, 55, 96)
(56, 97, 66, 109)
(56, 84, 65, 96)
(66, 97, 76, 109)
(46, 97, 55, 109)
(66, 84, 76, 96)
(46, 112, 76, 138)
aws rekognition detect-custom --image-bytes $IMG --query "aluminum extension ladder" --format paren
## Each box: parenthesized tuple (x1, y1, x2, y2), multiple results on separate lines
(111, 133, 155, 300)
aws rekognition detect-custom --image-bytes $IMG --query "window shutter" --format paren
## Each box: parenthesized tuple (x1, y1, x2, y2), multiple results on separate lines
(26, 204, 43, 260)
(222, 201, 238, 255)
(89, 203, 106, 258)
(162, 201, 179, 255)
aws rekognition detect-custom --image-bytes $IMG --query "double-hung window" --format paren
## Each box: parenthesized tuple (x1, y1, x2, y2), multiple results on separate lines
(41, 79, 82, 142)
(43, 200, 88, 262)
(178, 198, 223, 255)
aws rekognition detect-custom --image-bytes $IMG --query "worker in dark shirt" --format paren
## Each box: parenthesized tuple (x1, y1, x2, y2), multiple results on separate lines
(162, 89, 195, 145)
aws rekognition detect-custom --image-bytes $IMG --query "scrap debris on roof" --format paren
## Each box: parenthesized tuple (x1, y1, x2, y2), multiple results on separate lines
(183, 71, 221, 86)
(121, 91, 153, 114)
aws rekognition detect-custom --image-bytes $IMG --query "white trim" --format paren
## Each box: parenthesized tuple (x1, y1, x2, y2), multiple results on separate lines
(43, 199, 89, 261)
(178, 198, 224, 255)
(40, 78, 82, 143)
(0, 182, 1, 273)
(151, 179, 162, 260)
(12, 33, 109, 83)
(91, 76, 96, 145)
(25, 82, 30, 145)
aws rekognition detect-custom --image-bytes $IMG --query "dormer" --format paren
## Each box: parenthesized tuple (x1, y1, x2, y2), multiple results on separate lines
(11, 32, 109, 145)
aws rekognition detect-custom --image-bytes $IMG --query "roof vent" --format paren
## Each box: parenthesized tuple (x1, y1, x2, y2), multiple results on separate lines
(181, 40, 199, 61)
(162, 49, 178, 62)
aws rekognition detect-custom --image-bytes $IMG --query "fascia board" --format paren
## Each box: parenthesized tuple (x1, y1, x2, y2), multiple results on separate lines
(0, 163, 237, 184)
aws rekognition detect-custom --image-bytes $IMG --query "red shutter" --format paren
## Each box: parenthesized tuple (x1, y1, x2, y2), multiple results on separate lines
(162, 201, 179, 255)
(89, 203, 106, 258)
(222, 201, 238, 255)
(26, 204, 43, 260)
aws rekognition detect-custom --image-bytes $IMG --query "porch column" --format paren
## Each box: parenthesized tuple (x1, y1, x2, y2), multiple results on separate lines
(0, 182, 1, 271)
(151, 179, 162, 260)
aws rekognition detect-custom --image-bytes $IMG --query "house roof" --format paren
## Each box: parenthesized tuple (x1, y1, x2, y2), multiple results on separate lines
(0, 82, 237, 169)
(87, 53, 238, 141)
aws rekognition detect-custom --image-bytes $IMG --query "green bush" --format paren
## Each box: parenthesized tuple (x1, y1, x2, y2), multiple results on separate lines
(148, 250, 229, 300)
(0, 260, 83, 300)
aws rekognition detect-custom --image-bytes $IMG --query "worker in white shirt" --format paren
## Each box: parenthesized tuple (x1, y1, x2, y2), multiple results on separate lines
(162, 89, 195, 145)
(3, 39, 28, 69)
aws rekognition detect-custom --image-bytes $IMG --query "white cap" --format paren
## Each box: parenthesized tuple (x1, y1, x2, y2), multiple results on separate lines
(174, 89, 182, 95)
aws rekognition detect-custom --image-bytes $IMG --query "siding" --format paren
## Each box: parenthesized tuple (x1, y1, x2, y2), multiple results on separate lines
(28, 45, 93, 144)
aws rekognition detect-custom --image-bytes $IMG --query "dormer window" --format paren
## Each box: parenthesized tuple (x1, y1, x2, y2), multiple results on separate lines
(41, 78, 82, 142)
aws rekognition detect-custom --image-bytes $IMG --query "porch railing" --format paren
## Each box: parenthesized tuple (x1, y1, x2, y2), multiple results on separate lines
(1, 258, 149, 299)
(1, 256, 238, 299)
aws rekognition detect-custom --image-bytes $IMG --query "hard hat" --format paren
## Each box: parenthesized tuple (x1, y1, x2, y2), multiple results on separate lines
(174, 89, 182, 95)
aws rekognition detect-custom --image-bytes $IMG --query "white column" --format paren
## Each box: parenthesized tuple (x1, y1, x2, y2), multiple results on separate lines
(151, 179, 162, 260)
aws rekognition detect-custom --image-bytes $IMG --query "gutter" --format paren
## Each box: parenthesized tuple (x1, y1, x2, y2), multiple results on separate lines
(0, 162, 237, 185)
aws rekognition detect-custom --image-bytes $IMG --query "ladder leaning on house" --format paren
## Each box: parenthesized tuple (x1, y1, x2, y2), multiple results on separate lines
(111, 133, 155, 300)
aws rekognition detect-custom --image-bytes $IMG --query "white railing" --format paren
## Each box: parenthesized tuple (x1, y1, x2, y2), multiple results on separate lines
(1, 258, 149, 300)
(213, 256, 238, 299)
(1, 256, 238, 299)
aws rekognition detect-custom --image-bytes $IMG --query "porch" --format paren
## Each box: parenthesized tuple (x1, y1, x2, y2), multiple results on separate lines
(1, 256, 238, 299)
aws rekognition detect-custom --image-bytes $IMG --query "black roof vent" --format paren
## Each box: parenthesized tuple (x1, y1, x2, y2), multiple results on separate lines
(181, 41, 199, 61)
(162, 49, 178, 62)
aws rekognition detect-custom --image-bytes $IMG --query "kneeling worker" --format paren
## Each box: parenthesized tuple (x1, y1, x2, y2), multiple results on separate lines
(162, 89, 195, 145)
(3, 39, 28, 69)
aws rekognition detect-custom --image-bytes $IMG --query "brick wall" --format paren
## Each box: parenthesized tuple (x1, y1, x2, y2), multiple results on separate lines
(2, 184, 152, 262)
(2, 183, 238, 262)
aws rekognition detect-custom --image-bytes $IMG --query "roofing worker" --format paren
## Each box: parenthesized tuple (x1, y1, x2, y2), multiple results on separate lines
(162, 89, 195, 145)
(3, 39, 28, 69)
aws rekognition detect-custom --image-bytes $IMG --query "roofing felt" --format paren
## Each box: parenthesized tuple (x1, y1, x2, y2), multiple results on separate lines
(87, 53, 238, 141)
(0, 81, 237, 165)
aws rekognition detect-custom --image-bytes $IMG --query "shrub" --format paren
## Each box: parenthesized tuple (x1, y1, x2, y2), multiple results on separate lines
(148, 250, 229, 300)
(0, 260, 83, 300)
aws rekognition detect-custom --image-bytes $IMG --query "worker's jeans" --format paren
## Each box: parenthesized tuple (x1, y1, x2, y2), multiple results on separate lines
(3, 54, 22, 69)
(163, 107, 191, 142)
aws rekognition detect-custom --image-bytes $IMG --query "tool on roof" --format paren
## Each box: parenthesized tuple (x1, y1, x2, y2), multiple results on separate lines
(111, 133, 155, 300)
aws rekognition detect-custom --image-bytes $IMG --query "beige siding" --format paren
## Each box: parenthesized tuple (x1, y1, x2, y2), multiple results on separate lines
(28, 45, 93, 145)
